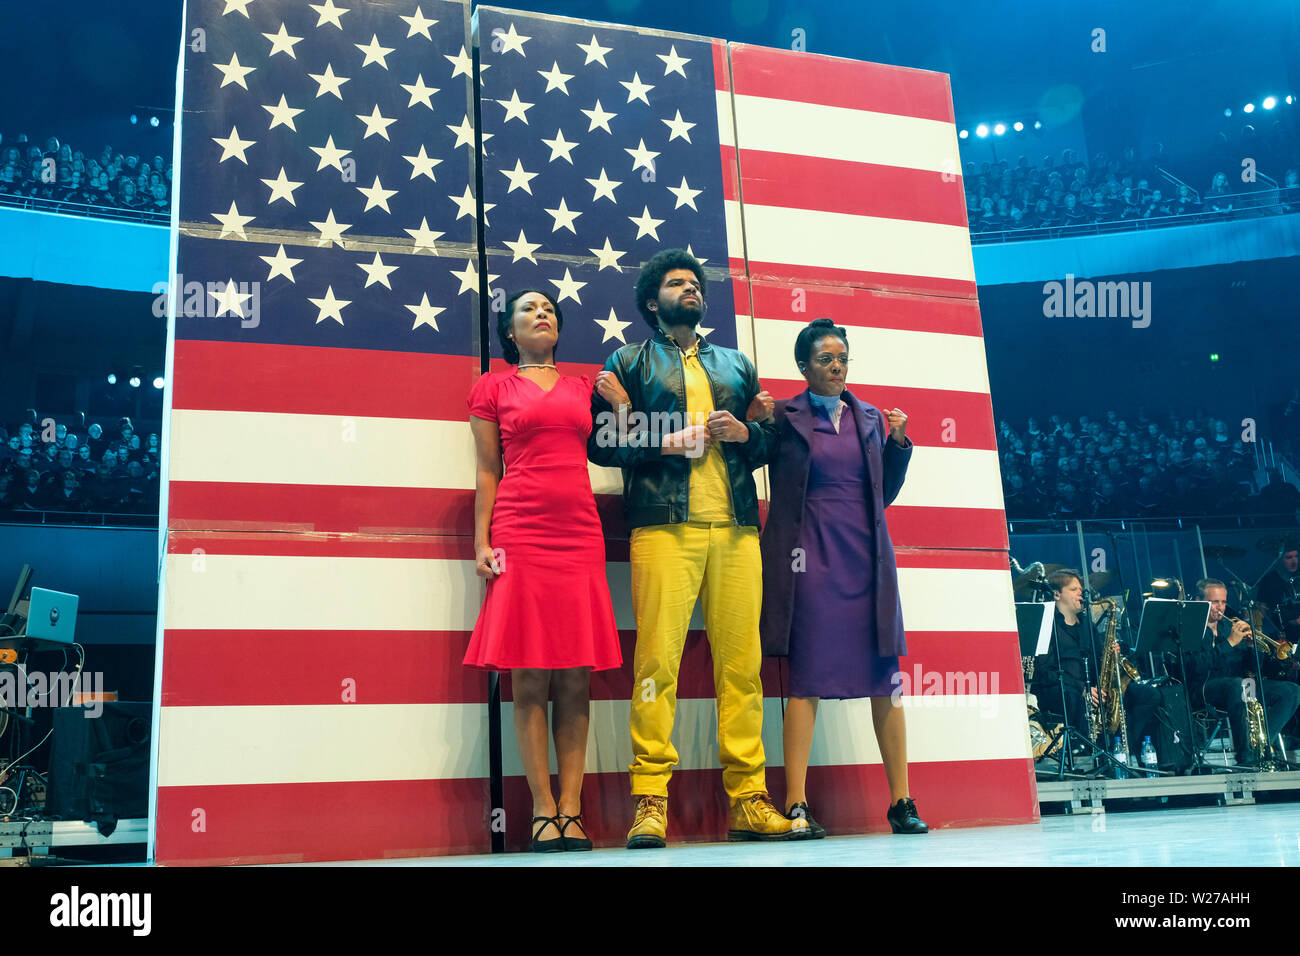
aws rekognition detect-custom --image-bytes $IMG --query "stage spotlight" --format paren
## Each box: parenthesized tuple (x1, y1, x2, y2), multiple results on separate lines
(1287, 95, 1294, 105)
(129, 376, 141, 388)
(1210, 353, 1220, 362)
(1262, 96, 1276, 110)
(129, 114, 138, 126)
(993, 123, 1006, 136)
(959, 128, 968, 139)
(1224, 107, 1233, 117)
(107, 373, 117, 385)
(1033, 120, 1042, 130)
(1013, 121, 1024, 132)
(153, 377, 165, 389)
(975, 123, 988, 138)
(1244, 102, 1255, 113)
(150, 116, 160, 128)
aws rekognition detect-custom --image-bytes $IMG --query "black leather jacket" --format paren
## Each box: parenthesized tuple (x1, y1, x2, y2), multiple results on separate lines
(587, 328, 777, 530)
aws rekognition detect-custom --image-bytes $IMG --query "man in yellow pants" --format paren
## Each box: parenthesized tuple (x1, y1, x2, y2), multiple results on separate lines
(589, 248, 807, 847)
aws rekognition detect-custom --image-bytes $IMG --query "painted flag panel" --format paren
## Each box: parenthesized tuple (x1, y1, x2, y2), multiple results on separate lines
(726, 44, 974, 298)
(156, 1, 1032, 863)
(166, 0, 483, 537)
(155, 0, 490, 865)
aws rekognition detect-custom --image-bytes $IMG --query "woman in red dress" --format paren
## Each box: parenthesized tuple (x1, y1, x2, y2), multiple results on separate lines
(464, 289, 622, 852)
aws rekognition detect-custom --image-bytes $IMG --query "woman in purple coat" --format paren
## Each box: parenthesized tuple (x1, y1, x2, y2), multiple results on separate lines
(752, 318, 928, 837)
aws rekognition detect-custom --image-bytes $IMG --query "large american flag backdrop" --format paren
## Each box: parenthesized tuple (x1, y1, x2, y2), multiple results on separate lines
(153, 0, 1035, 864)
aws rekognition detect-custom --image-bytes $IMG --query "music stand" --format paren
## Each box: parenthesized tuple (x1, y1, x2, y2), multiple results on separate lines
(1136, 597, 1213, 774)
(1018, 601, 1111, 777)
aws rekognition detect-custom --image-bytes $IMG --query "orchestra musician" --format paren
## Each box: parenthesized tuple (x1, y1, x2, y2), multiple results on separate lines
(1256, 540, 1300, 647)
(1030, 568, 1161, 761)
(1176, 578, 1300, 765)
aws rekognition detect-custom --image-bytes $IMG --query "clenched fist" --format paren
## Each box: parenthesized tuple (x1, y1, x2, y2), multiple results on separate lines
(746, 390, 774, 422)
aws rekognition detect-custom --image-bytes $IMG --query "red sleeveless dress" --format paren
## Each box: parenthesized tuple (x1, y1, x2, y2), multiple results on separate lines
(462, 370, 622, 671)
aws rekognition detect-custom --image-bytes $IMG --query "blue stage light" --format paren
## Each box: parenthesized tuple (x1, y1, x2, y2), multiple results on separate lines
(1224, 107, 1233, 117)
(150, 116, 160, 128)
(1013, 121, 1024, 132)
(153, 377, 165, 389)
(1288, 95, 1295, 105)
(129, 376, 141, 388)
(129, 114, 138, 125)
(958, 129, 968, 139)
(1244, 102, 1255, 113)
(1262, 96, 1276, 110)
(993, 123, 1006, 136)
(976, 123, 988, 137)
(107, 373, 117, 385)
(1033, 120, 1042, 130)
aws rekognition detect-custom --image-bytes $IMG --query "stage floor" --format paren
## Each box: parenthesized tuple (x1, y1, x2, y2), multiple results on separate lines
(288, 803, 1300, 866)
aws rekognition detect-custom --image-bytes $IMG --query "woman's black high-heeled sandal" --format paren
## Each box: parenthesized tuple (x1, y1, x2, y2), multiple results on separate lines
(557, 812, 593, 851)
(531, 815, 565, 852)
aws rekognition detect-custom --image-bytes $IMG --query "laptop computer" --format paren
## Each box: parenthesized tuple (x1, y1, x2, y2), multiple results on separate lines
(25, 588, 79, 645)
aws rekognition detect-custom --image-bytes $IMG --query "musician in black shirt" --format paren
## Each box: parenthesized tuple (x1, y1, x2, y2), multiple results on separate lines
(1188, 579, 1300, 764)
(1030, 569, 1096, 742)
(1256, 542, 1300, 646)
(1031, 568, 1162, 759)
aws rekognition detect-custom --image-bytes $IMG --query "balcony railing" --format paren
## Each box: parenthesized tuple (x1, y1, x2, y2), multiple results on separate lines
(970, 186, 1298, 245)
(0, 190, 169, 225)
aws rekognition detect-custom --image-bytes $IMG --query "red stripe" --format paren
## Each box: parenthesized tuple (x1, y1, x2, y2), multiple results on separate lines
(738, 149, 966, 226)
(747, 259, 977, 299)
(750, 281, 984, 336)
(762, 379, 995, 450)
(154, 778, 490, 864)
(894, 547, 1011, 570)
(598, 500, 1009, 552)
(155, 755, 1036, 863)
(888, 505, 1009, 551)
(711, 38, 728, 92)
(720, 144, 739, 204)
(156, 626, 1018, 708)
(167, 482, 477, 536)
(165, 530, 476, 559)
(729, 44, 955, 123)
(172, 340, 477, 420)
(161, 629, 485, 706)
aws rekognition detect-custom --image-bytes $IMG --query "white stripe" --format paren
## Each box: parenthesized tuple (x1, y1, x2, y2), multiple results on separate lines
(518, 695, 1027, 775)
(155, 695, 1028, 786)
(751, 316, 990, 394)
(589, 462, 622, 495)
(162, 554, 482, 631)
(715, 90, 735, 149)
(156, 703, 490, 786)
(725, 200, 745, 263)
(163, 552, 1012, 633)
(891, 446, 1005, 511)
(169, 409, 476, 489)
(897, 566, 1017, 632)
(731, 92, 961, 173)
(732, 200, 975, 283)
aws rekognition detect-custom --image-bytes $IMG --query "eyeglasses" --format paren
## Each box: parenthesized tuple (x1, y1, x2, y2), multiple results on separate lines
(812, 354, 850, 368)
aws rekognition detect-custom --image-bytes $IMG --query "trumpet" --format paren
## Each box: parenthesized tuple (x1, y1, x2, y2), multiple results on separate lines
(1226, 617, 1295, 661)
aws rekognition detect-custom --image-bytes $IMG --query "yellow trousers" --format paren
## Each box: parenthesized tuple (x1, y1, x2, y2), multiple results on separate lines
(628, 521, 767, 798)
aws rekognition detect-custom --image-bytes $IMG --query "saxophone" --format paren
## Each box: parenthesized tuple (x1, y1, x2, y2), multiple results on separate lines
(1095, 599, 1140, 757)
(1244, 697, 1270, 763)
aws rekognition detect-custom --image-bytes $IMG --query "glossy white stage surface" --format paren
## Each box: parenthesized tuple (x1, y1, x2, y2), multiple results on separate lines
(289, 803, 1300, 866)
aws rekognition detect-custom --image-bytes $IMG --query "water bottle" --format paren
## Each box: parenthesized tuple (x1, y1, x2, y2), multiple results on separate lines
(1141, 736, 1159, 775)
(1112, 735, 1129, 779)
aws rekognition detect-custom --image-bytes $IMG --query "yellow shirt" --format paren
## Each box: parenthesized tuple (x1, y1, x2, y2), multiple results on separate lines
(678, 339, 734, 521)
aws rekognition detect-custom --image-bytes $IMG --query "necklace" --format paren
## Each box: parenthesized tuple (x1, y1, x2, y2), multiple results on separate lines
(517, 364, 557, 370)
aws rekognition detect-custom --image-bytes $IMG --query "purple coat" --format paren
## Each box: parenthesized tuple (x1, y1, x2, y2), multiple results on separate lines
(758, 388, 912, 658)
